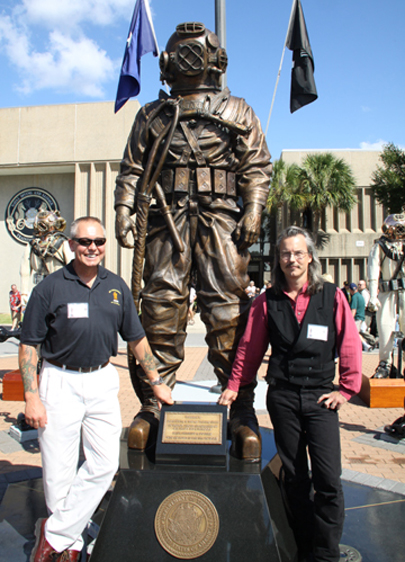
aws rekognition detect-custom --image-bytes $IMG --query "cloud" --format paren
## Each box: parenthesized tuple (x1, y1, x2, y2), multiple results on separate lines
(20, 0, 134, 29)
(359, 139, 387, 150)
(22, 32, 115, 97)
(0, 0, 134, 98)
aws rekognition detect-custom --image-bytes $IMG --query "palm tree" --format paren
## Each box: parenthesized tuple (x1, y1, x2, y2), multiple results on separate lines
(267, 159, 301, 210)
(296, 152, 357, 240)
(266, 159, 303, 235)
(266, 153, 357, 246)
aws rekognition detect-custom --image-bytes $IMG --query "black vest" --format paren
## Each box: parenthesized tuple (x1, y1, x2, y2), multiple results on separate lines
(265, 282, 337, 386)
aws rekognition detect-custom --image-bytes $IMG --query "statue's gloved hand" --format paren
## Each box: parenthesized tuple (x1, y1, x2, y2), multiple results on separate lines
(115, 206, 137, 248)
(368, 296, 380, 312)
(235, 203, 263, 251)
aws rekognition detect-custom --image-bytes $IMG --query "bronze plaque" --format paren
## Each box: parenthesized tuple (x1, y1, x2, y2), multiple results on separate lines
(154, 490, 219, 559)
(161, 411, 223, 445)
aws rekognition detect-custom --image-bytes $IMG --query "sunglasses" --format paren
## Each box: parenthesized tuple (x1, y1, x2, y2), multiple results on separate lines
(72, 237, 106, 247)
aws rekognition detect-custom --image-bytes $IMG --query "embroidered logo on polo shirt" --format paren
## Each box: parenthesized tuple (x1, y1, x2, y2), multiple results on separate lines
(109, 289, 122, 306)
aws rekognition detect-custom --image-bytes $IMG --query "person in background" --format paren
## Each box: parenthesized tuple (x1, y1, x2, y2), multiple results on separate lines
(9, 284, 22, 330)
(245, 280, 257, 298)
(260, 280, 272, 294)
(219, 226, 362, 562)
(358, 279, 370, 308)
(341, 281, 351, 303)
(349, 283, 372, 351)
(188, 283, 197, 325)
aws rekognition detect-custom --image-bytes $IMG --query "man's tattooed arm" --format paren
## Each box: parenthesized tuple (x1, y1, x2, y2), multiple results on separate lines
(129, 337, 173, 406)
(19, 343, 47, 428)
(19, 344, 39, 394)
(136, 343, 158, 379)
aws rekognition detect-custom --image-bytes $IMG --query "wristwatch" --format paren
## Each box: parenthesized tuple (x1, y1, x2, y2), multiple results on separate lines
(150, 376, 164, 386)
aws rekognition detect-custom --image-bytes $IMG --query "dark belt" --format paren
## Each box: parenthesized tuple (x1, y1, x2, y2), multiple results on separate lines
(267, 376, 332, 391)
(46, 359, 109, 373)
(379, 278, 405, 292)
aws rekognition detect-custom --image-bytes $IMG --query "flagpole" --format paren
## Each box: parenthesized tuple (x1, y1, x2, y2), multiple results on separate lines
(215, 0, 227, 89)
(264, 0, 297, 137)
(143, 0, 170, 95)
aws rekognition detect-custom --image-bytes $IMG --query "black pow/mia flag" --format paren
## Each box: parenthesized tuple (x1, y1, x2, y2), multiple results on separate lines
(286, 0, 318, 113)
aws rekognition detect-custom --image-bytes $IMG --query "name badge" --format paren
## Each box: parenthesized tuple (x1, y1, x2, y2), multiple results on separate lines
(307, 324, 328, 342)
(67, 303, 89, 319)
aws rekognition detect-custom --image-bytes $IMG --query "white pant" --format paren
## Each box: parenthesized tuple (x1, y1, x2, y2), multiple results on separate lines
(38, 360, 121, 552)
(377, 291, 405, 364)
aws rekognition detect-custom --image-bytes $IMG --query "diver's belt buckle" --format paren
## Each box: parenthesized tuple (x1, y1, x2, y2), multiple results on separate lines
(160, 168, 236, 197)
(196, 168, 211, 193)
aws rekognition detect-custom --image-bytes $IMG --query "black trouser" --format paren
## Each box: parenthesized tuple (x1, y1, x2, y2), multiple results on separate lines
(266, 380, 344, 562)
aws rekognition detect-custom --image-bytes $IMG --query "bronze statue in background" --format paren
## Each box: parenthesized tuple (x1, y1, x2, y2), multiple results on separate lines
(115, 22, 272, 461)
(20, 210, 73, 304)
(368, 213, 405, 378)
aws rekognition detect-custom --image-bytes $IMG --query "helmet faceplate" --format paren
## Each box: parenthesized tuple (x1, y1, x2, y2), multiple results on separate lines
(160, 22, 227, 93)
(382, 213, 405, 240)
(33, 210, 66, 236)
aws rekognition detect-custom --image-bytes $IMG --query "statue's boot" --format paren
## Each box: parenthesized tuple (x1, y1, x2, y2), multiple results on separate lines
(0, 326, 21, 343)
(372, 361, 391, 379)
(127, 350, 177, 450)
(384, 415, 405, 438)
(229, 384, 261, 463)
(127, 408, 160, 450)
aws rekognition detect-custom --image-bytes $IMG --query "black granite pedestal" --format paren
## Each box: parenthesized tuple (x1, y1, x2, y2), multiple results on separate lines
(89, 429, 297, 562)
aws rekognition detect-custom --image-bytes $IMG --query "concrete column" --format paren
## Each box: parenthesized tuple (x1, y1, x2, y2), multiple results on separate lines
(74, 163, 90, 218)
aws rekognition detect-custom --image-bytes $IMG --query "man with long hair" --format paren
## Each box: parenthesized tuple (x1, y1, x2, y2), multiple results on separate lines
(220, 226, 362, 562)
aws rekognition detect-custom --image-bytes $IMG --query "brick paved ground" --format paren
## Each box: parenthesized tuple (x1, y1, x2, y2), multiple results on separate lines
(1, 322, 405, 484)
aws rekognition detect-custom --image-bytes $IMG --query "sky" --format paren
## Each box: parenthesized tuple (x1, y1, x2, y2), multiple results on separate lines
(0, 0, 404, 160)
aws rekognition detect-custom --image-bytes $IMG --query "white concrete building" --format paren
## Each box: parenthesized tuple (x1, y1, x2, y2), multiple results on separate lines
(0, 101, 386, 312)
(280, 149, 385, 286)
(1, 101, 139, 312)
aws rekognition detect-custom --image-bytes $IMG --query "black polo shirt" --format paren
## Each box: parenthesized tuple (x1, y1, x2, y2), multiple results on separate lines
(20, 262, 145, 369)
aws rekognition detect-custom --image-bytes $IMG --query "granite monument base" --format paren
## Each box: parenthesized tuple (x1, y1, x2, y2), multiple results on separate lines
(89, 433, 297, 561)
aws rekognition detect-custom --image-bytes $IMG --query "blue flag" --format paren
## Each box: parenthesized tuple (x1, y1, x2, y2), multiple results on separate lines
(115, 0, 159, 113)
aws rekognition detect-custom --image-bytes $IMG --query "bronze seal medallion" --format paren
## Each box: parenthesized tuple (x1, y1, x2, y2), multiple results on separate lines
(5, 187, 59, 245)
(154, 490, 219, 559)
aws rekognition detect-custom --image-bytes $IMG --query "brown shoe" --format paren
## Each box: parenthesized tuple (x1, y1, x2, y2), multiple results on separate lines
(30, 518, 59, 562)
(57, 550, 81, 561)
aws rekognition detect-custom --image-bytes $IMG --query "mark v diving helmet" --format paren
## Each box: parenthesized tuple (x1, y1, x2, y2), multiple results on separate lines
(382, 213, 405, 240)
(160, 22, 228, 93)
(33, 210, 66, 237)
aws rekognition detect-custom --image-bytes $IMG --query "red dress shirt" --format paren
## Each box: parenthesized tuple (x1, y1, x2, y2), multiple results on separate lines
(228, 283, 362, 400)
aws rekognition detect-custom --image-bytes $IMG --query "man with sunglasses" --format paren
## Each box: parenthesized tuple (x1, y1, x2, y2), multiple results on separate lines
(219, 226, 362, 562)
(19, 216, 173, 562)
